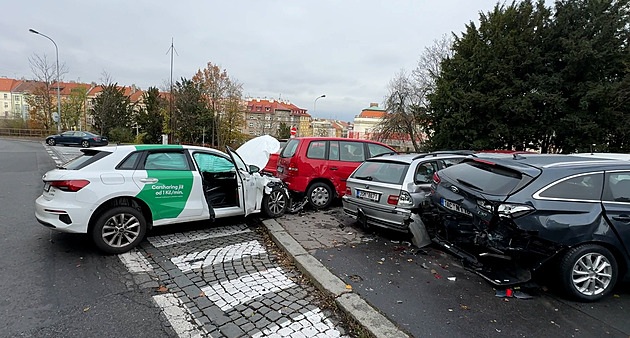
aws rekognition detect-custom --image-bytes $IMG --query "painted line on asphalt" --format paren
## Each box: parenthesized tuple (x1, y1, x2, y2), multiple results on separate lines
(148, 225, 252, 247)
(170, 240, 266, 273)
(201, 267, 295, 312)
(152, 293, 208, 338)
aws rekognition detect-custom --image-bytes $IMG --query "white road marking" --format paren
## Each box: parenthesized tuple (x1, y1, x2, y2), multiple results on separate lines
(148, 225, 252, 247)
(202, 267, 296, 312)
(252, 309, 340, 338)
(118, 249, 154, 273)
(153, 293, 209, 338)
(171, 240, 266, 273)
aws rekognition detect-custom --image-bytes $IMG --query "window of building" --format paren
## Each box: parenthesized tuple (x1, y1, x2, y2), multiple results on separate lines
(3, 94, 7, 99)
(264, 123, 271, 128)
(266, 107, 270, 111)
(3, 103, 7, 108)
(265, 115, 271, 120)
(249, 122, 254, 127)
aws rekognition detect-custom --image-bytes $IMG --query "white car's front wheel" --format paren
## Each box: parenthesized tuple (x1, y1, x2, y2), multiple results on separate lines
(262, 187, 287, 218)
(91, 206, 146, 254)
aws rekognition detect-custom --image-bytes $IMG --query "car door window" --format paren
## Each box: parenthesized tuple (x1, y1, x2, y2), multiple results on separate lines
(367, 143, 393, 157)
(537, 173, 603, 201)
(603, 173, 630, 202)
(307, 141, 326, 160)
(144, 151, 190, 170)
(415, 161, 439, 184)
(193, 152, 234, 173)
(340, 141, 364, 162)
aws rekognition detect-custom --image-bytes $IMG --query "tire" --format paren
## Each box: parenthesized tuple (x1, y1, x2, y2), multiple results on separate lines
(307, 182, 333, 209)
(262, 187, 288, 218)
(81, 140, 90, 148)
(47, 138, 56, 146)
(558, 244, 618, 302)
(91, 206, 147, 254)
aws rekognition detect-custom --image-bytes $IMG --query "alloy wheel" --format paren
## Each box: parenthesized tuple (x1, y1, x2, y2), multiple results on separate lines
(571, 252, 613, 296)
(101, 213, 141, 249)
(267, 190, 286, 215)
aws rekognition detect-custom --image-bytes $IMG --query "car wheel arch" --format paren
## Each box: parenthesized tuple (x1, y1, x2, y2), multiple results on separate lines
(88, 196, 153, 233)
(306, 179, 336, 197)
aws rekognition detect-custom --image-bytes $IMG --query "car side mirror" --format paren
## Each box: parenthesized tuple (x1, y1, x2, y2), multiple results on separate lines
(248, 165, 260, 174)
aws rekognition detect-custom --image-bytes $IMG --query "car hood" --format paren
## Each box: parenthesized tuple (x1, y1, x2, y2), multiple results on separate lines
(236, 135, 281, 169)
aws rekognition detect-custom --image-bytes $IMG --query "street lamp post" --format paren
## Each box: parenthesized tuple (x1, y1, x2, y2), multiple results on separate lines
(29, 28, 62, 133)
(313, 94, 326, 115)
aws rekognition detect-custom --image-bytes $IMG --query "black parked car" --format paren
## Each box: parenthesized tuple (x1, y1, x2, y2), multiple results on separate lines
(428, 153, 630, 301)
(45, 131, 108, 148)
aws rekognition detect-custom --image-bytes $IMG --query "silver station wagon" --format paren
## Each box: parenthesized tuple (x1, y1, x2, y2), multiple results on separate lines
(342, 151, 470, 237)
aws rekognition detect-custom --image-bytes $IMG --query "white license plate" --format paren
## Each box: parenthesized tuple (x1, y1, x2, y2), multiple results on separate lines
(357, 190, 380, 202)
(441, 198, 472, 217)
(43, 182, 51, 192)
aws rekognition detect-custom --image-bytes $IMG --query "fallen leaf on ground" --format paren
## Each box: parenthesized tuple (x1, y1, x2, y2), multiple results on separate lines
(198, 291, 205, 297)
(83, 307, 90, 312)
(157, 286, 168, 292)
(346, 285, 352, 290)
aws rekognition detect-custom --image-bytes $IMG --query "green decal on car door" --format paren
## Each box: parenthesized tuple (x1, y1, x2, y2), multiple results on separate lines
(135, 170, 193, 221)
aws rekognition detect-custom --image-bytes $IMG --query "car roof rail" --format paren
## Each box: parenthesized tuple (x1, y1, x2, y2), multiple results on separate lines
(371, 151, 399, 158)
(412, 150, 475, 160)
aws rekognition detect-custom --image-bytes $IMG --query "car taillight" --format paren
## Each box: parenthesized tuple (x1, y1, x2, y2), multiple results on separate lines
(346, 187, 352, 195)
(497, 203, 535, 219)
(50, 180, 90, 192)
(287, 161, 298, 176)
(432, 172, 440, 185)
(397, 191, 413, 207)
(387, 195, 399, 205)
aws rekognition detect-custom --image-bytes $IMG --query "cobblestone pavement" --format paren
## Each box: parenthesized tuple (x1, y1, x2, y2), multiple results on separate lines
(119, 221, 349, 338)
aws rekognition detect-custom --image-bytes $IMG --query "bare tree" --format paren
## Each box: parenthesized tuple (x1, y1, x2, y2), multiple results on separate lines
(374, 36, 453, 151)
(28, 53, 68, 130)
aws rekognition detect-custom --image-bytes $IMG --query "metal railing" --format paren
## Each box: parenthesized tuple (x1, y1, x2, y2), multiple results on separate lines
(0, 128, 53, 138)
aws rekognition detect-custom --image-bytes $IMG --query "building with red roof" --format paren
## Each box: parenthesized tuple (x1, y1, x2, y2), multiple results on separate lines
(244, 98, 310, 137)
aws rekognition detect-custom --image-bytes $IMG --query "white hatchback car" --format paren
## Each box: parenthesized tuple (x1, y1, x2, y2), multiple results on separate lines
(35, 144, 289, 253)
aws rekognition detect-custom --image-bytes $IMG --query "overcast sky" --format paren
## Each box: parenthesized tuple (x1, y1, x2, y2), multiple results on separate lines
(3, 0, 510, 122)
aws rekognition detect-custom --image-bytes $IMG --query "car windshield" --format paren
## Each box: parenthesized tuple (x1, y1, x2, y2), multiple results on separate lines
(440, 160, 523, 195)
(352, 161, 409, 184)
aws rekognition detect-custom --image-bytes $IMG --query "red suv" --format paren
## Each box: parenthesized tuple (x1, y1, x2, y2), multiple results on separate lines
(276, 137, 396, 209)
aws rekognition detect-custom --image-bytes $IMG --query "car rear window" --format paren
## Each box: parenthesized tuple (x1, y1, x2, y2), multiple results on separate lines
(62, 150, 111, 170)
(351, 161, 409, 185)
(441, 160, 523, 195)
(281, 139, 299, 158)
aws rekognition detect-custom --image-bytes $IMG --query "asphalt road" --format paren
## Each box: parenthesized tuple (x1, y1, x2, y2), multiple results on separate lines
(307, 209, 630, 337)
(0, 138, 171, 337)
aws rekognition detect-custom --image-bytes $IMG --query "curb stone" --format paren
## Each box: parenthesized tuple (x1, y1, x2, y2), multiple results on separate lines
(262, 218, 410, 338)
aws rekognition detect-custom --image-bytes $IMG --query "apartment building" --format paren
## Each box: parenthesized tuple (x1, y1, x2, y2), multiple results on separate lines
(243, 98, 311, 137)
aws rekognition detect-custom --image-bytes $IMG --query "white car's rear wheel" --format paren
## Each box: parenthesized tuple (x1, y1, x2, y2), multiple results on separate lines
(91, 206, 146, 254)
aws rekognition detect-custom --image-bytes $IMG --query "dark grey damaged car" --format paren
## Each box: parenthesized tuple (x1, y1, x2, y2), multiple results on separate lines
(427, 154, 630, 301)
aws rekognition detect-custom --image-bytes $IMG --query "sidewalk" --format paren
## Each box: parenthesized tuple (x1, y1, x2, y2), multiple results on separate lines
(262, 209, 410, 338)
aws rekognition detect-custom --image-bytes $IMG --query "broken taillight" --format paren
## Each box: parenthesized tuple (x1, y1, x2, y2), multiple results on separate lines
(345, 187, 352, 195)
(50, 180, 90, 192)
(497, 203, 535, 218)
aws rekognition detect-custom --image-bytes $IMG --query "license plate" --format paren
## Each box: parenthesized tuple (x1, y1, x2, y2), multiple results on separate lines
(43, 182, 51, 192)
(441, 198, 472, 217)
(357, 190, 380, 202)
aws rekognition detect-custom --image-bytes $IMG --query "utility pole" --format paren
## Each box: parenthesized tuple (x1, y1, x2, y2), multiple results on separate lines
(166, 38, 178, 144)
